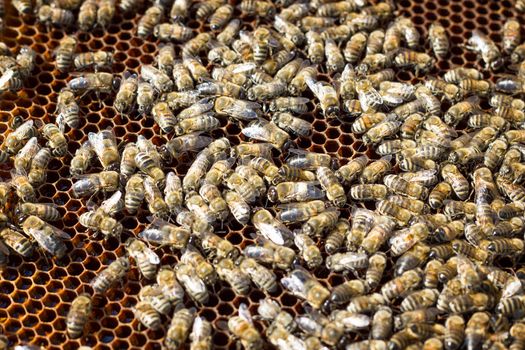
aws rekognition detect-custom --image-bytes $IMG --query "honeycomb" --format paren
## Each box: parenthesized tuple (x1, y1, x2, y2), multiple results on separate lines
(0, 0, 521, 349)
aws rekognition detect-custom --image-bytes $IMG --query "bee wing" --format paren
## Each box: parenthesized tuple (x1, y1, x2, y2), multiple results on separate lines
(238, 303, 253, 324)
(143, 247, 161, 265)
(241, 120, 271, 140)
(255, 222, 286, 246)
(229, 62, 257, 74)
(147, 216, 171, 229)
(100, 190, 123, 215)
(47, 224, 70, 240)
(88, 129, 116, 158)
(0, 69, 15, 90)
(14, 137, 40, 167)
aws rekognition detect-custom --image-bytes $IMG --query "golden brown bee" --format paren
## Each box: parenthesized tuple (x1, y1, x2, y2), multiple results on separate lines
(300, 15, 335, 31)
(294, 232, 322, 269)
(190, 316, 212, 350)
(136, 4, 163, 37)
(16, 202, 60, 222)
(165, 308, 196, 349)
(351, 112, 386, 134)
(360, 157, 391, 184)
(305, 30, 324, 65)
(343, 32, 367, 64)
(363, 120, 400, 145)
(216, 19, 240, 46)
(96, 0, 115, 28)
(316, 166, 346, 207)
(74, 51, 112, 71)
(90, 256, 129, 294)
(38, 5, 74, 27)
(271, 113, 312, 138)
(139, 218, 191, 251)
(0, 227, 33, 258)
(68, 72, 118, 96)
(228, 304, 263, 350)
(215, 258, 250, 295)
(381, 269, 422, 302)
(175, 263, 209, 304)
(209, 4, 233, 30)
(425, 79, 460, 102)
(302, 208, 339, 237)
(326, 251, 368, 273)
(440, 163, 469, 200)
(428, 23, 449, 59)
(394, 50, 435, 75)
(244, 239, 296, 271)
(464, 312, 490, 350)
(239, 257, 277, 293)
(324, 38, 344, 73)
(241, 119, 290, 150)
(12, 0, 32, 15)
(282, 269, 330, 309)
(85, 129, 119, 171)
(141, 64, 173, 93)
(69, 141, 93, 177)
(289, 65, 316, 96)
(78, 0, 97, 31)
(346, 293, 387, 314)
(126, 238, 159, 280)
(222, 190, 249, 225)
(55, 35, 77, 72)
(67, 294, 92, 339)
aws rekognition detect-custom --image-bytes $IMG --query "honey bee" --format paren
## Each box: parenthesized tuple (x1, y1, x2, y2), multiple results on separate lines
(316, 166, 346, 207)
(74, 51, 112, 72)
(77, 0, 97, 30)
(68, 72, 118, 97)
(4, 119, 37, 155)
(294, 233, 322, 269)
(326, 251, 368, 273)
(135, 79, 155, 115)
(70, 141, 95, 175)
(55, 35, 77, 72)
(0, 227, 33, 258)
(141, 65, 173, 93)
(243, 238, 296, 271)
(351, 112, 386, 134)
(66, 294, 92, 339)
(324, 38, 345, 73)
(41, 123, 67, 157)
(464, 312, 490, 350)
(251, 209, 292, 245)
(363, 120, 400, 145)
(72, 170, 119, 198)
(38, 5, 74, 27)
(199, 183, 229, 222)
(208, 3, 232, 30)
(138, 284, 172, 317)
(125, 238, 159, 280)
(480, 237, 524, 257)
(466, 30, 503, 70)
(121, 174, 144, 215)
(302, 208, 339, 237)
(281, 268, 330, 309)
(360, 156, 392, 184)
(503, 19, 521, 54)
(22, 215, 68, 258)
(140, 176, 166, 219)
(131, 306, 159, 334)
(267, 181, 324, 204)
(241, 119, 290, 150)
(11, 170, 35, 202)
(55, 88, 80, 132)
(305, 77, 340, 118)
(135, 150, 165, 190)
(96, 0, 115, 28)
(440, 164, 469, 200)
(114, 72, 138, 114)
(384, 174, 428, 200)
(190, 316, 212, 350)
(139, 218, 191, 251)
(155, 23, 194, 43)
(216, 19, 240, 46)
(428, 23, 449, 59)
(394, 50, 435, 75)
(381, 269, 422, 302)
(16, 202, 60, 222)
(239, 257, 278, 293)
(165, 308, 196, 349)
(175, 262, 209, 304)
(356, 79, 384, 113)
(216, 258, 251, 295)
(228, 304, 263, 350)
(137, 5, 163, 37)
(347, 293, 387, 314)
(274, 15, 305, 46)
(13, 136, 38, 175)
(444, 315, 465, 350)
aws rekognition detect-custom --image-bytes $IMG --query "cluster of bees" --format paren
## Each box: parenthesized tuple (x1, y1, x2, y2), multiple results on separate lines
(7, 0, 525, 349)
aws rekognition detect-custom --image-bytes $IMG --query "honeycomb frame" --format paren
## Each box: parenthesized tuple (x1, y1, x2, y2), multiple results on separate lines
(0, 0, 522, 349)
